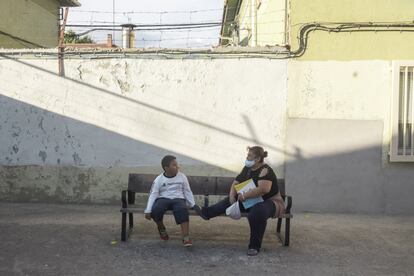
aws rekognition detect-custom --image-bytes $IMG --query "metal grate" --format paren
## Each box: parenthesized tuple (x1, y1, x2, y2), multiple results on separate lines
(398, 67, 413, 155)
(391, 62, 414, 161)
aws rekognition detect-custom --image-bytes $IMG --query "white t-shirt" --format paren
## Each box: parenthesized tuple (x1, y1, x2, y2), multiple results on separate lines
(144, 172, 196, 213)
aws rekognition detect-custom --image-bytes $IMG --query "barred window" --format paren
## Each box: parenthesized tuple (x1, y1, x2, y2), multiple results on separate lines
(390, 62, 414, 161)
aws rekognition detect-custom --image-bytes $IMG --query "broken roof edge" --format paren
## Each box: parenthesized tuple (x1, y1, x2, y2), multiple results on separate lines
(59, 0, 81, 7)
(61, 45, 289, 53)
(0, 45, 289, 54)
(0, 46, 291, 60)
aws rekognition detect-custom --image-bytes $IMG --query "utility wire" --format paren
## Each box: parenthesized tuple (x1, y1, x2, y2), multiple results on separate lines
(66, 22, 222, 28)
(68, 2, 277, 15)
(74, 25, 221, 36)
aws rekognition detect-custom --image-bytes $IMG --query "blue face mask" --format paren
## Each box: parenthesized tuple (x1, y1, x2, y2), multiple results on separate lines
(244, 159, 256, 168)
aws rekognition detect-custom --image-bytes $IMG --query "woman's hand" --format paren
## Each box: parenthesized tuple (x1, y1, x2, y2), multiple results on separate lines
(229, 180, 239, 204)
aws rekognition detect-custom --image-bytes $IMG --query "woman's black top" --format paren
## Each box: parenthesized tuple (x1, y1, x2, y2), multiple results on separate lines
(235, 164, 279, 200)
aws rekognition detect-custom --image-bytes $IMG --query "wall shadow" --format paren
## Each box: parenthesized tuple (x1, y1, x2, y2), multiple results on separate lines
(0, 94, 233, 204)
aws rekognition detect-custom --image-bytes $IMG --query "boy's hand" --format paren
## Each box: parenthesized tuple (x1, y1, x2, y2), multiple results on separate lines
(144, 213, 152, 220)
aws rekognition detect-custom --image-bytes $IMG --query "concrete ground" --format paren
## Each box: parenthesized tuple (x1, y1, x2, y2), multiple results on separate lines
(0, 203, 413, 276)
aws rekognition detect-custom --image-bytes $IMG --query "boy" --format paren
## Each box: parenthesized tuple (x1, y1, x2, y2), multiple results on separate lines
(144, 155, 195, 247)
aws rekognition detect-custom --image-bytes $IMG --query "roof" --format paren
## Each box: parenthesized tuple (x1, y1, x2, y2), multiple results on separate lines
(59, 0, 81, 7)
(219, 0, 242, 45)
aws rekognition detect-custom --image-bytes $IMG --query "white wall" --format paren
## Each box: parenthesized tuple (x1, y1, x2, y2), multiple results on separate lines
(0, 56, 288, 203)
(287, 60, 392, 163)
(1, 56, 413, 213)
(286, 60, 414, 214)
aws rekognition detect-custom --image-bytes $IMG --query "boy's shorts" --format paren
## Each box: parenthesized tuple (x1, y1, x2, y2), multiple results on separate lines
(151, 198, 189, 224)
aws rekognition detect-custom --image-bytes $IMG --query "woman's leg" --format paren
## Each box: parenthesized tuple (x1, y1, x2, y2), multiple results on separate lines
(201, 197, 232, 219)
(247, 200, 276, 251)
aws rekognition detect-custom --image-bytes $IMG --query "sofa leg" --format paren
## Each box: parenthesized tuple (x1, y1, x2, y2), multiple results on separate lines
(121, 212, 127, 241)
(276, 218, 282, 233)
(284, 218, 290, 246)
(129, 213, 134, 229)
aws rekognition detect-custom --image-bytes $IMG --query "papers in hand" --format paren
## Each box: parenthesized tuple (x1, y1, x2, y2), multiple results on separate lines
(234, 179, 263, 209)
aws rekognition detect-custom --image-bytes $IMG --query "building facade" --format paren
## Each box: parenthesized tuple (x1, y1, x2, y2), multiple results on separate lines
(0, 0, 80, 48)
(1, 0, 414, 214)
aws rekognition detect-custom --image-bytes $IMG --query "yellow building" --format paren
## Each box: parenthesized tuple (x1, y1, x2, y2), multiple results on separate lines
(221, 0, 414, 57)
(221, 0, 414, 213)
(0, 0, 80, 48)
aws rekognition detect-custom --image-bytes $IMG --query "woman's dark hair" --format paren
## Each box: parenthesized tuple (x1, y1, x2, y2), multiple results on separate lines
(248, 146, 268, 162)
(161, 155, 176, 170)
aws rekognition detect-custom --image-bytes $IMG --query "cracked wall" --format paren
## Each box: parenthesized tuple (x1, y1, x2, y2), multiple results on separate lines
(0, 57, 288, 204)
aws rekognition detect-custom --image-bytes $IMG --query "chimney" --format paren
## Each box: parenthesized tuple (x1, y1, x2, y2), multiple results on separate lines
(121, 24, 136, 49)
(106, 34, 113, 48)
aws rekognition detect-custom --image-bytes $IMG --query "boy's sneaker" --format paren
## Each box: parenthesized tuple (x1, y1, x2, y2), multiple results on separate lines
(193, 205, 209, 220)
(157, 226, 169, 241)
(182, 236, 193, 247)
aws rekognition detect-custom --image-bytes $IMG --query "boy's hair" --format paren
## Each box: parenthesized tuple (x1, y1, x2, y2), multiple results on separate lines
(161, 155, 176, 170)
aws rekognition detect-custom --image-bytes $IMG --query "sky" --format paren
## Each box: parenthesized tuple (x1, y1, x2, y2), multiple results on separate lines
(66, 0, 224, 48)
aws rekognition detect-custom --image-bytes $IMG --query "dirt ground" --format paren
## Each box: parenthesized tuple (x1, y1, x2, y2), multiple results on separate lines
(0, 203, 413, 276)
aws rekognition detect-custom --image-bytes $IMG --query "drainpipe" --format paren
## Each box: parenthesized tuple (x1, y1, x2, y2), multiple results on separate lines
(121, 24, 136, 49)
(250, 0, 257, 46)
(58, 7, 69, 77)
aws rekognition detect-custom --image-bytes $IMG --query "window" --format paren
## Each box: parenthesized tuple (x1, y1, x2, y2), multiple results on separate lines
(390, 62, 414, 161)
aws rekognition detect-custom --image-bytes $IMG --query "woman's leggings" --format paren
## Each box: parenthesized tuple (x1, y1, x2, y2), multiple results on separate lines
(201, 197, 276, 250)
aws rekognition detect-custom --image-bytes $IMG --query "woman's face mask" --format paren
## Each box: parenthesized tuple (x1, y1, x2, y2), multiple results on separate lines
(245, 151, 258, 167)
(244, 159, 256, 168)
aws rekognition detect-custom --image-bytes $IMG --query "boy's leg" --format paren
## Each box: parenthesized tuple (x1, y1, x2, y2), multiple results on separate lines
(151, 198, 171, 239)
(171, 199, 190, 230)
(151, 198, 170, 223)
(180, 222, 189, 237)
(171, 199, 192, 246)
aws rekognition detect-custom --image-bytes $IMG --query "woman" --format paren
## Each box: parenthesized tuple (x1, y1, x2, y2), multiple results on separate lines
(194, 146, 285, 256)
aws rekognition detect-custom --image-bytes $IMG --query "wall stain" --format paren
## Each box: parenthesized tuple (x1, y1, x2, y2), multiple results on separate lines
(11, 123, 21, 137)
(116, 79, 131, 94)
(38, 151, 47, 163)
(77, 65, 83, 80)
(12, 145, 19, 154)
(0, 166, 124, 204)
(97, 61, 110, 69)
(99, 75, 109, 86)
(37, 116, 46, 134)
(72, 152, 82, 165)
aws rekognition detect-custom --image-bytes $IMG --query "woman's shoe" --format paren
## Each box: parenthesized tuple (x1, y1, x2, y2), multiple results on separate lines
(193, 205, 209, 220)
(247, 248, 259, 256)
